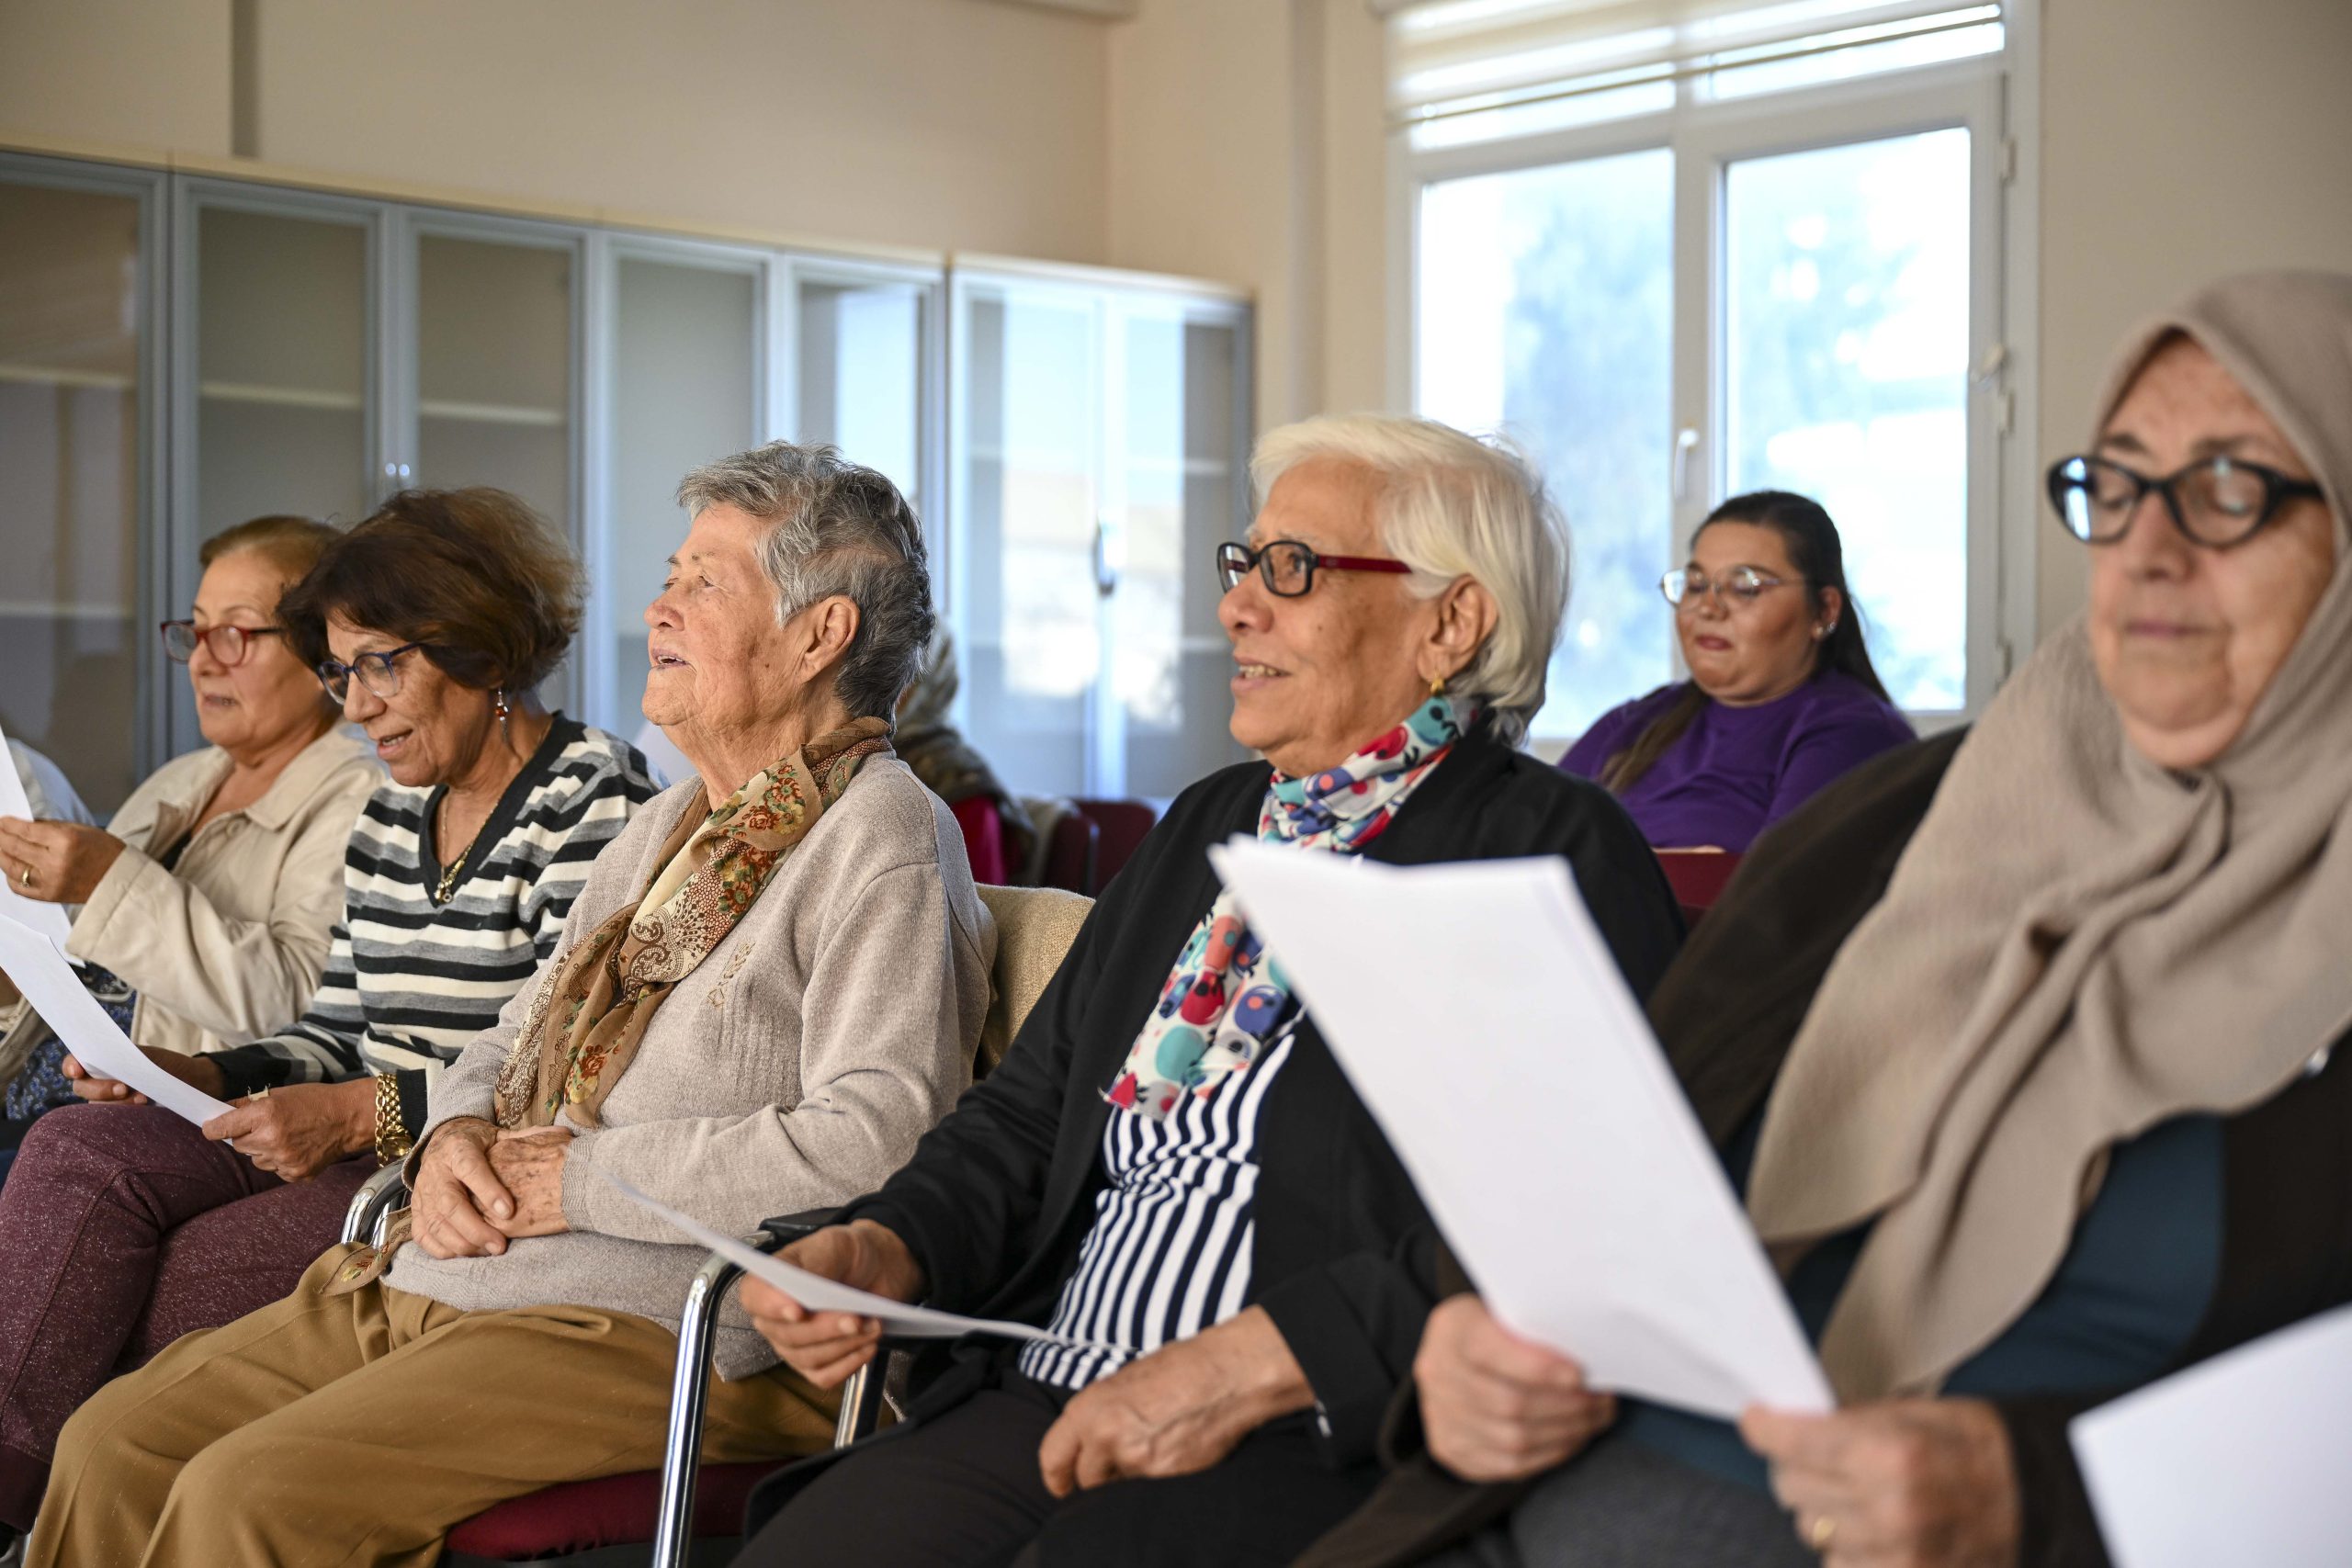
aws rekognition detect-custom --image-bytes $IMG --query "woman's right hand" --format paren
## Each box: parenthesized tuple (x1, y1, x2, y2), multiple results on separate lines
(63, 1048, 226, 1105)
(741, 1220, 927, 1387)
(411, 1117, 518, 1259)
(1416, 1294, 1619, 1483)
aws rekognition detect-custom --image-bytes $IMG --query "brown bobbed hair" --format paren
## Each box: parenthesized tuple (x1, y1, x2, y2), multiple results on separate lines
(199, 514, 340, 582)
(278, 488, 582, 694)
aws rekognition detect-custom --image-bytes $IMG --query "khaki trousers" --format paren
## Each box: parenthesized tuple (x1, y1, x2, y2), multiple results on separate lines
(28, 1243, 834, 1568)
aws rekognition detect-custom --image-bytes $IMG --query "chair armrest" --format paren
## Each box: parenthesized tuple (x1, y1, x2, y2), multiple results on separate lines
(340, 1164, 409, 1247)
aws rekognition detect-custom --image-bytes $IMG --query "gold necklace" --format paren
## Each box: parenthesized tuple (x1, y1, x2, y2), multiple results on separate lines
(433, 792, 489, 905)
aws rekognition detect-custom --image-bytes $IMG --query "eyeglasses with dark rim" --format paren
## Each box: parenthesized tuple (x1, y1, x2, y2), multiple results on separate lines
(160, 621, 287, 667)
(1216, 539, 1413, 598)
(2047, 454, 2324, 549)
(1659, 566, 1793, 609)
(315, 641, 432, 704)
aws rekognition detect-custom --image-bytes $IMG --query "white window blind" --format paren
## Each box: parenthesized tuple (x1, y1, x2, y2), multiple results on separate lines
(1385, 0, 2003, 135)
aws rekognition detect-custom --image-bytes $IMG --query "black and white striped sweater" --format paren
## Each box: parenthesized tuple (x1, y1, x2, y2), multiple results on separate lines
(207, 716, 656, 1136)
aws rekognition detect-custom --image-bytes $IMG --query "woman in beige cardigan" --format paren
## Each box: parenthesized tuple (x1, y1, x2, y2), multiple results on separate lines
(28, 442, 995, 1568)
(0, 515, 378, 1136)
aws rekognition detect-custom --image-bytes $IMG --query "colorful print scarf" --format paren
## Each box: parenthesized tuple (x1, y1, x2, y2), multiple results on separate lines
(1105, 696, 1464, 1120)
(492, 717, 892, 1129)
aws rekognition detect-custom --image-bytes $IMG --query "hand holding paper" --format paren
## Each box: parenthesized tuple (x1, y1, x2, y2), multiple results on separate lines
(1208, 840, 1832, 1421)
(0, 914, 235, 1126)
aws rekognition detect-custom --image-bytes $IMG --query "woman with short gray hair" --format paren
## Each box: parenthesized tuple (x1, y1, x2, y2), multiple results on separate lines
(732, 414, 1682, 1568)
(31, 442, 997, 1568)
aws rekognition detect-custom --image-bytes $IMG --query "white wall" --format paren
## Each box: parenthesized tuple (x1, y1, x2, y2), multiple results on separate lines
(0, 0, 1112, 260)
(2033, 0, 2352, 637)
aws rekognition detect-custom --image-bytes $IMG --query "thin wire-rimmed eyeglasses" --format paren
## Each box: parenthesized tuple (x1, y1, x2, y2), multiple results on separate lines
(315, 641, 432, 704)
(1216, 539, 1412, 598)
(2047, 454, 2324, 548)
(160, 621, 286, 667)
(1659, 566, 1792, 610)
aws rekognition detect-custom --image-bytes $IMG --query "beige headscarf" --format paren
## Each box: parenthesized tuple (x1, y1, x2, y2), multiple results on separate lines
(1745, 271, 2352, 1403)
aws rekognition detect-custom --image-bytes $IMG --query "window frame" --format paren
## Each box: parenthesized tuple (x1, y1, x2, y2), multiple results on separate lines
(1391, 24, 2039, 743)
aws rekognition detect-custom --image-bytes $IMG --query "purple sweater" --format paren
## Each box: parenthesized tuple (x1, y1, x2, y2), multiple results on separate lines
(1559, 671, 1915, 852)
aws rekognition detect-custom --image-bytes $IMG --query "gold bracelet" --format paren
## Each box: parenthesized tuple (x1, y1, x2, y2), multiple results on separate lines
(373, 1072, 413, 1167)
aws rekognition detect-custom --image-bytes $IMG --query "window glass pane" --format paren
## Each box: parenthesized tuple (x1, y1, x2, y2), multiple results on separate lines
(1724, 127, 1970, 710)
(798, 279, 923, 504)
(196, 207, 369, 540)
(0, 179, 144, 811)
(960, 291, 1096, 795)
(610, 256, 758, 734)
(1418, 149, 1675, 742)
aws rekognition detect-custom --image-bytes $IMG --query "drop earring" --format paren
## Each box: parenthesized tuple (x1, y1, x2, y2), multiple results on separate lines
(493, 688, 512, 733)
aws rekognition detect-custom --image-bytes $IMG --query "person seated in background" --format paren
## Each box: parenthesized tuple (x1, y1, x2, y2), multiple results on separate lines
(25, 442, 995, 1568)
(1299, 270, 2352, 1568)
(896, 626, 1035, 884)
(732, 414, 1681, 1568)
(0, 516, 379, 1171)
(1559, 491, 1912, 852)
(0, 489, 655, 1540)
(4, 741, 93, 828)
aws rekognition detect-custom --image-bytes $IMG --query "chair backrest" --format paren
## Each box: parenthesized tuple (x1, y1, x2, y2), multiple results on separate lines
(1069, 797, 1158, 890)
(972, 884, 1093, 1076)
(1039, 808, 1100, 895)
(1656, 848, 1743, 926)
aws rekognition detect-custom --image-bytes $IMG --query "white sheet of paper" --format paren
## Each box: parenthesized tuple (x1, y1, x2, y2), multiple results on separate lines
(0, 913, 235, 1126)
(1209, 840, 1833, 1420)
(2072, 1303, 2352, 1568)
(599, 1173, 1127, 1352)
(0, 719, 75, 949)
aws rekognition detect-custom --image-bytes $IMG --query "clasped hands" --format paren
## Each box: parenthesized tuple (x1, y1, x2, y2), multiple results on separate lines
(1416, 1295, 2021, 1568)
(741, 1222, 1313, 1496)
(411, 1117, 574, 1258)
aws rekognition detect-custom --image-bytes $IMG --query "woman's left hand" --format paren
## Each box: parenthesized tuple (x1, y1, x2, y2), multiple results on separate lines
(1741, 1399, 2020, 1567)
(201, 1078, 376, 1180)
(485, 1126, 573, 1239)
(1036, 1305, 1314, 1497)
(0, 818, 128, 905)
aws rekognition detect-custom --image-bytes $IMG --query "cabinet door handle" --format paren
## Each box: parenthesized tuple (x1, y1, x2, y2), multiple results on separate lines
(1093, 520, 1121, 598)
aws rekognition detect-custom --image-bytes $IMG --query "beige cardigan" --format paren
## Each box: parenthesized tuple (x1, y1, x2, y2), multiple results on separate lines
(390, 758, 995, 1378)
(10, 728, 379, 1065)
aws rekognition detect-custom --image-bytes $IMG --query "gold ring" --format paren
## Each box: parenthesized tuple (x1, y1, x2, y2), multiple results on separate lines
(1807, 1514, 1838, 1551)
(17, 864, 31, 888)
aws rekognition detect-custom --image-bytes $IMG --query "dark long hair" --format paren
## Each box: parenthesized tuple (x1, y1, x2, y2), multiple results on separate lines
(1597, 490, 1890, 795)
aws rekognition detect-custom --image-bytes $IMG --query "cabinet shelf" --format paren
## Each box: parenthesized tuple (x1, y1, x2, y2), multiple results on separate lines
(419, 399, 566, 428)
(200, 380, 363, 412)
(0, 363, 134, 392)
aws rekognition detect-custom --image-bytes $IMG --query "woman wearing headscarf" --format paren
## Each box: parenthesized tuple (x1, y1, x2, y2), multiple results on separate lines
(23, 444, 993, 1568)
(895, 628, 1035, 884)
(1300, 270, 2352, 1568)
(731, 414, 1682, 1568)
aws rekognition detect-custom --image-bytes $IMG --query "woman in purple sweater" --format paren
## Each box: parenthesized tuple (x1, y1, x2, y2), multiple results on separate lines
(1561, 491, 1913, 851)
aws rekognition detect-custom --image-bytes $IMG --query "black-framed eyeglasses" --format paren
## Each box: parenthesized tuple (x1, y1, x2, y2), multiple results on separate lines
(2047, 454, 2324, 548)
(160, 621, 286, 667)
(315, 641, 431, 704)
(1660, 566, 1792, 609)
(1216, 539, 1413, 598)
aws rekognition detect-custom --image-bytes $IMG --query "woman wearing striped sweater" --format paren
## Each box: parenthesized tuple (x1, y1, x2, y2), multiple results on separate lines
(0, 490, 654, 1532)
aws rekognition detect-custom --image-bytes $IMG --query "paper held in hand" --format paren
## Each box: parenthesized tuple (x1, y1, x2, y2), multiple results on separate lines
(0, 913, 235, 1127)
(1208, 839, 1833, 1421)
(598, 1172, 1127, 1353)
(0, 721, 74, 950)
(2071, 1303, 2352, 1568)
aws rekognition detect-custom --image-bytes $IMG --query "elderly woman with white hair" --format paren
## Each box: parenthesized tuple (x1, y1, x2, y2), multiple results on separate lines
(27, 444, 996, 1568)
(734, 414, 1684, 1567)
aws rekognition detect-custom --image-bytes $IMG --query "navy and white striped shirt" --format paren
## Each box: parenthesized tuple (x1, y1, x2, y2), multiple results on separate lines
(207, 717, 655, 1134)
(1020, 1030, 1298, 1390)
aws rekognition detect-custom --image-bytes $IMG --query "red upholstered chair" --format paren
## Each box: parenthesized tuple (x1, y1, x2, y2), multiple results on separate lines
(1656, 848, 1743, 926)
(1069, 797, 1158, 890)
(1038, 806, 1101, 895)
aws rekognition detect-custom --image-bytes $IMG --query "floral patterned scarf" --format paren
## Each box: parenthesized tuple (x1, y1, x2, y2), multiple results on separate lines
(1105, 696, 1464, 1120)
(492, 717, 892, 1129)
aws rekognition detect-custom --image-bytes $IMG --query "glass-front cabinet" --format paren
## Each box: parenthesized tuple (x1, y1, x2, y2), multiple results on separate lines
(952, 267, 1251, 801)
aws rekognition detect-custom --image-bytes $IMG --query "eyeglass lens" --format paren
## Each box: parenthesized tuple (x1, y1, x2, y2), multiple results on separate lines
(2053, 456, 2290, 546)
(163, 623, 255, 665)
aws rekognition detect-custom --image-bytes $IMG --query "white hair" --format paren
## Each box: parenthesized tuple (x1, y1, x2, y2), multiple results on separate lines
(1249, 414, 1569, 749)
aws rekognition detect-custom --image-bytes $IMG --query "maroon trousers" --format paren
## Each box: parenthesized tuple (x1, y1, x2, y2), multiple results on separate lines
(0, 1102, 371, 1528)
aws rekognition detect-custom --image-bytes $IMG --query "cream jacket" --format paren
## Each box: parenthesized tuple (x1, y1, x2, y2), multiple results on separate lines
(1, 728, 380, 1068)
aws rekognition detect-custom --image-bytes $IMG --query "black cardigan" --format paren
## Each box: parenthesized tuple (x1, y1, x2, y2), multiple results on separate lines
(836, 733, 1684, 1466)
(1296, 730, 2352, 1568)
